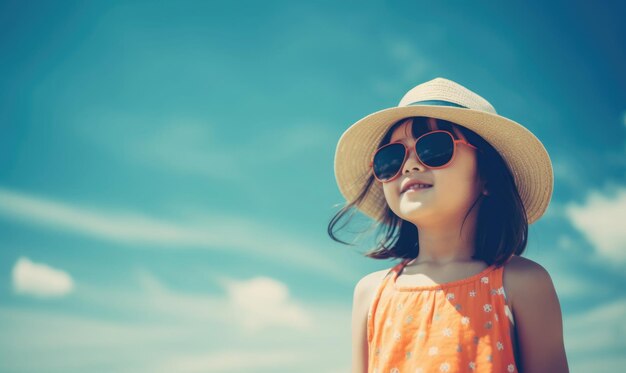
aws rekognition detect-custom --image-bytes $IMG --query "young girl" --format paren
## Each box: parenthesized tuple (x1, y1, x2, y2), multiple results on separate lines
(329, 78, 569, 373)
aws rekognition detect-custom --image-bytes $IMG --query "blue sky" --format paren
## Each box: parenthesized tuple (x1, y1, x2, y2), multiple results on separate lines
(1, 0, 625, 371)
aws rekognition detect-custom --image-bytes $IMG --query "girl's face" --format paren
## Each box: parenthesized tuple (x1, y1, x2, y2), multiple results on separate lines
(381, 118, 485, 227)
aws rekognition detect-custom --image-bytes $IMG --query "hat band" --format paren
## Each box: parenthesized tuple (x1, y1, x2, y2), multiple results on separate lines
(406, 100, 467, 108)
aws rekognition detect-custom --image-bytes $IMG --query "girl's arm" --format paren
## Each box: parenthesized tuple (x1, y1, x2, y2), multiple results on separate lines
(507, 257, 570, 372)
(351, 275, 371, 373)
(351, 270, 390, 372)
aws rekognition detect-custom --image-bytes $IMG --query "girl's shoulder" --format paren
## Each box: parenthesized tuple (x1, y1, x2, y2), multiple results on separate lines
(357, 266, 395, 292)
(503, 255, 554, 311)
(353, 266, 396, 321)
(354, 264, 398, 303)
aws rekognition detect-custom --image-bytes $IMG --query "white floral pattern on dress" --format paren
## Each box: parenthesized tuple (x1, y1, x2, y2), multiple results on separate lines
(370, 263, 515, 372)
(393, 331, 402, 341)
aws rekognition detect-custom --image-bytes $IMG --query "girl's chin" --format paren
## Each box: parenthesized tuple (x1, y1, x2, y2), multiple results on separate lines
(397, 205, 431, 219)
(398, 200, 429, 210)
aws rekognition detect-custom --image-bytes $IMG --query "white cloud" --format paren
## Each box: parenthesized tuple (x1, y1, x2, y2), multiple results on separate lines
(11, 257, 74, 298)
(564, 186, 626, 263)
(564, 299, 626, 370)
(223, 276, 313, 332)
(130, 269, 313, 333)
(0, 186, 354, 283)
(0, 268, 351, 372)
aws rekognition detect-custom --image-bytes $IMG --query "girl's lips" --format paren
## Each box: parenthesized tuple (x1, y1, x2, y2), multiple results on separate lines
(402, 185, 433, 194)
(400, 179, 434, 193)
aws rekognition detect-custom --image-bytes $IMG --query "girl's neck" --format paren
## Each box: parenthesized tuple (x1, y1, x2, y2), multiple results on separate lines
(409, 212, 478, 266)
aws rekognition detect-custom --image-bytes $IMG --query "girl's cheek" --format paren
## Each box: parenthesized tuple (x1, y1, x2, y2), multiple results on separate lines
(382, 185, 399, 210)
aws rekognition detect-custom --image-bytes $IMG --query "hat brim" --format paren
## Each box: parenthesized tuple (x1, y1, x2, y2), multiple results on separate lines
(334, 105, 553, 225)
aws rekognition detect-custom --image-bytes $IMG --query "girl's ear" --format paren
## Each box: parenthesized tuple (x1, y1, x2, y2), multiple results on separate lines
(481, 180, 489, 196)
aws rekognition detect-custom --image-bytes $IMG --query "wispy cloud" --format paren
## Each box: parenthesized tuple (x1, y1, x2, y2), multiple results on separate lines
(0, 268, 351, 372)
(564, 185, 626, 263)
(549, 265, 609, 299)
(222, 276, 314, 332)
(127, 119, 244, 181)
(11, 257, 74, 298)
(0, 186, 354, 282)
(130, 268, 314, 333)
(552, 157, 587, 191)
(73, 113, 335, 181)
(154, 350, 308, 373)
(369, 37, 434, 97)
(387, 39, 432, 83)
(564, 299, 626, 369)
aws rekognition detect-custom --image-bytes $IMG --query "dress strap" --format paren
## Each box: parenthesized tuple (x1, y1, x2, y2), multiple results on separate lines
(392, 258, 413, 276)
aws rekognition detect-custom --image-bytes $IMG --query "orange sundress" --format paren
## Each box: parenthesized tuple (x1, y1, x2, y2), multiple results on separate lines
(367, 258, 519, 372)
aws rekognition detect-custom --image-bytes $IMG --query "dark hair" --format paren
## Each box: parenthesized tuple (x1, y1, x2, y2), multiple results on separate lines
(327, 116, 528, 267)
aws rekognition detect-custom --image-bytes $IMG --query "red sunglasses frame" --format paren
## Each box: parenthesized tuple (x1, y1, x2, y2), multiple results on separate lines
(369, 129, 479, 183)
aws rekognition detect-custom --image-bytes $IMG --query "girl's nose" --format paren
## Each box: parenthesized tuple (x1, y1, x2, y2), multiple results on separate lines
(402, 145, 427, 174)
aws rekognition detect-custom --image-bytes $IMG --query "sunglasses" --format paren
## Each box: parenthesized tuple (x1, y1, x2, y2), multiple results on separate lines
(370, 129, 478, 182)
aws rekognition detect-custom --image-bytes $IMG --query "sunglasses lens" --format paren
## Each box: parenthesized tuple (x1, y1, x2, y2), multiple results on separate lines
(373, 143, 405, 181)
(416, 132, 454, 167)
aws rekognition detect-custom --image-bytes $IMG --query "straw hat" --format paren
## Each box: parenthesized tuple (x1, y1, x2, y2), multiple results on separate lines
(333, 77, 553, 225)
